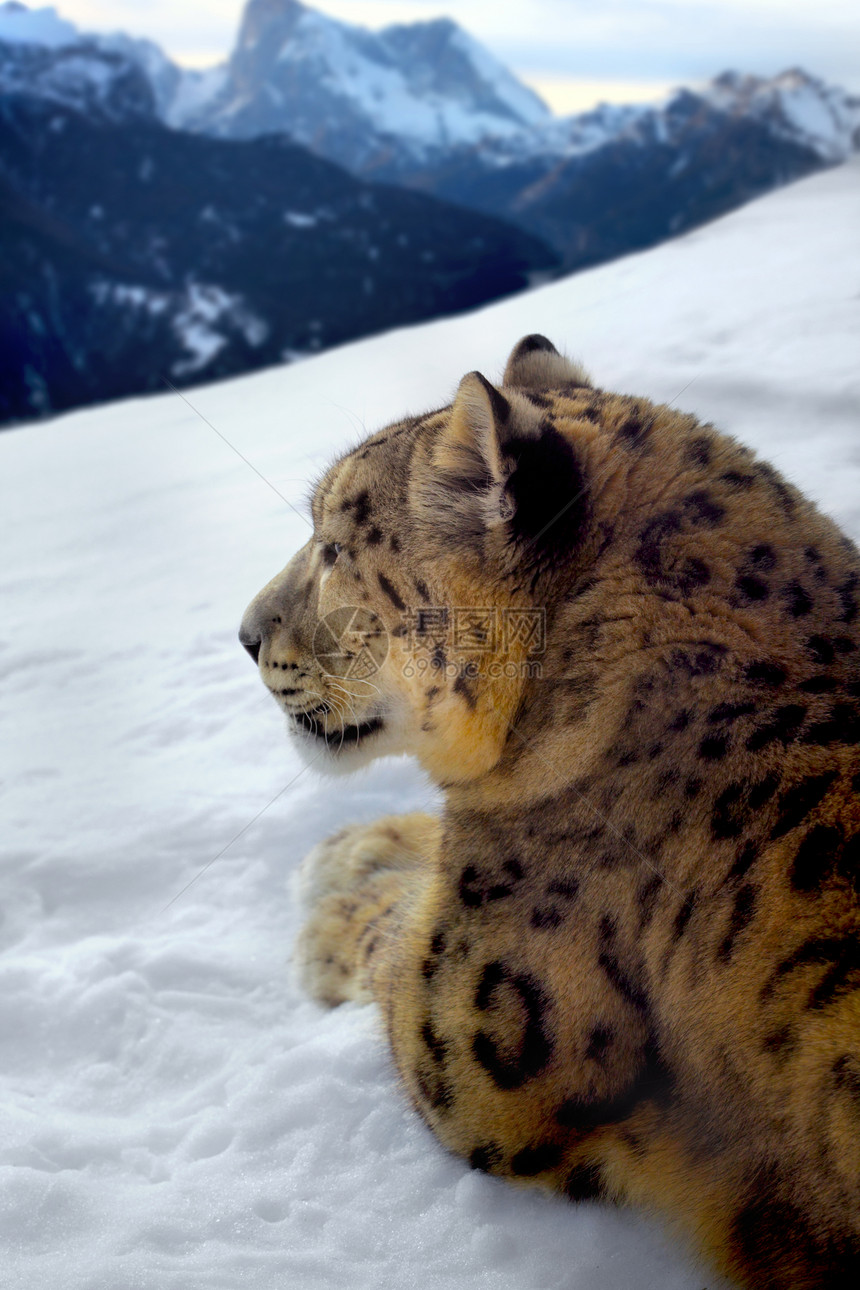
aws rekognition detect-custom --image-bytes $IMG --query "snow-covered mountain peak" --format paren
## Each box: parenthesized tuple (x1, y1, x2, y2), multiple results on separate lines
(379, 16, 548, 127)
(705, 66, 860, 162)
(189, 0, 549, 162)
(0, 2, 221, 121)
(0, 0, 76, 46)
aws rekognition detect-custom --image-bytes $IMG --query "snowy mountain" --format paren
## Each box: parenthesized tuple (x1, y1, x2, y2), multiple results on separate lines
(0, 15, 157, 121)
(181, 0, 549, 168)
(385, 74, 854, 269)
(1, 158, 858, 1290)
(3, 0, 860, 424)
(0, 1, 216, 119)
(4, 2, 857, 272)
(0, 0, 550, 155)
(0, 94, 553, 425)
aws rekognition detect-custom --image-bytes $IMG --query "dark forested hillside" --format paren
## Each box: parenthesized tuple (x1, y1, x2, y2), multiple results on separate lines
(0, 95, 555, 424)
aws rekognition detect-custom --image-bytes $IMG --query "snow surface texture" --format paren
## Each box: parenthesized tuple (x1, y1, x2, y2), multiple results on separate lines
(1, 160, 859, 1290)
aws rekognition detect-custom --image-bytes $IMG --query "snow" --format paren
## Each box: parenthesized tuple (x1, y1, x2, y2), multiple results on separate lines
(164, 62, 227, 127)
(431, 22, 548, 126)
(2, 159, 859, 1290)
(284, 210, 318, 229)
(705, 69, 860, 163)
(262, 5, 546, 151)
(0, 1, 76, 47)
(88, 282, 267, 375)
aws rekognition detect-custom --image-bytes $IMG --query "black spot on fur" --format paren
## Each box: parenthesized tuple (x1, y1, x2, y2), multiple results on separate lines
(790, 824, 845, 893)
(531, 906, 564, 930)
(547, 877, 579, 901)
(712, 783, 747, 840)
(745, 704, 806, 752)
(366, 526, 383, 546)
(586, 1025, 613, 1062)
(415, 1068, 453, 1112)
(635, 511, 713, 595)
(458, 861, 523, 908)
(807, 941, 860, 1008)
(837, 573, 859, 624)
(755, 462, 796, 516)
(731, 1196, 826, 1282)
(748, 543, 777, 571)
(453, 671, 478, 710)
(616, 408, 654, 449)
(798, 675, 837, 694)
(744, 660, 787, 687)
(469, 1142, 502, 1172)
(686, 435, 712, 467)
(762, 1025, 796, 1058)
(414, 578, 431, 601)
(709, 701, 756, 724)
(351, 491, 372, 526)
(721, 470, 755, 489)
(671, 642, 727, 676)
(377, 572, 406, 611)
(749, 773, 781, 813)
(682, 489, 725, 527)
(389, 534, 401, 553)
(510, 1143, 563, 1176)
(472, 962, 554, 1089)
(783, 580, 813, 618)
(637, 874, 663, 929)
(598, 918, 648, 1013)
(800, 702, 860, 747)
(521, 390, 553, 409)
(420, 1020, 448, 1065)
(727, 841, 760, 885)
(770, 771, 837, 840)
(699, 733, 729, 761)
(565, 1162, 604, 1201)
(717, 884, 757, 961)
(735, 574, 769, 602)
(669, 709, 691, 732)
(765, 936, 860, 1009)
(557, 1042, 670, 1133)
(673, 890, 697, 940)
(807, 635, 835, 666)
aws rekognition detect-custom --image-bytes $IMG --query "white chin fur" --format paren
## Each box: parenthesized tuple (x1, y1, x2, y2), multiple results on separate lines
(285, 714, 403, 776)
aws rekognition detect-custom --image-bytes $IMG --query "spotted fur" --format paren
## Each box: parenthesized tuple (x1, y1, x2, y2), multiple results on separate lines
(241, 336, 860, 1288)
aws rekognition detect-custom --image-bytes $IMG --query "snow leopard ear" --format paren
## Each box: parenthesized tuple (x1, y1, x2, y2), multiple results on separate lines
(426, 370, 589, 565)
(503, 334, 592, 393)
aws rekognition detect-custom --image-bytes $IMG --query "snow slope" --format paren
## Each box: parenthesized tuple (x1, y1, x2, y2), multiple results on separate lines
(1, 160, 859, 1290)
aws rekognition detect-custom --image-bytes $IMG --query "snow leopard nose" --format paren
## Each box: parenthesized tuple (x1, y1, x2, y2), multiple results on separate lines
(238, 622, 262, 665)
(240, 589, 276, 665)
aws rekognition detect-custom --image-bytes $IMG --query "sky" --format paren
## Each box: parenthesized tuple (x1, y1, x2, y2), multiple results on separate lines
(18, 0, 860, 109)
